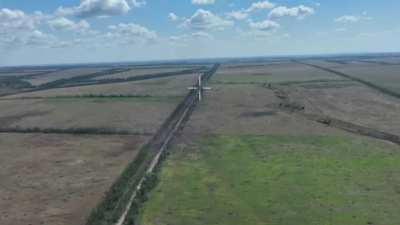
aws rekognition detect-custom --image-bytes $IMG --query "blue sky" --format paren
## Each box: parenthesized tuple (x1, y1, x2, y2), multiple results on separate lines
(0, 0, 399, 66)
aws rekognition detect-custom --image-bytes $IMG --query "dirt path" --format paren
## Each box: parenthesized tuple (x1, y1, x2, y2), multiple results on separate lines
(85, 64, 220, 225)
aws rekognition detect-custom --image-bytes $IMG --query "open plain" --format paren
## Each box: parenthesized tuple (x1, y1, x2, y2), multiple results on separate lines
(1, 55, 400, 225)
(138, 56, 400, 225)
(0, 62, 208, 225)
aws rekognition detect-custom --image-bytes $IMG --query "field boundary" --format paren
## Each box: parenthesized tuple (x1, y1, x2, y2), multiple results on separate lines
(85, 64, 219, 225)
(295, 60, 400, 99)
(0, 67, 207, 98)
(267, 83, 400, 145)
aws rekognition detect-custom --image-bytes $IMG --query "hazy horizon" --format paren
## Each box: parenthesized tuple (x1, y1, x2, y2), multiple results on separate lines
(1, 0, 399, 66)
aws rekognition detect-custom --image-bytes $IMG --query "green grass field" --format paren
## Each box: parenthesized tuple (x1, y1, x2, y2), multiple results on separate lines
(139, 135, 400, 225)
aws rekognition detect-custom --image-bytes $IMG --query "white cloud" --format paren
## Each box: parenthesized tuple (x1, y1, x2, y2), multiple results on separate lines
(249, 19, 280, 31)
(24, 30, 56, 46)
(191, 31, 213, 39)
(169, 31, 213, 45)
(191, 0, 215, 5)
(168, 12, 179, 21)
(0, 8, 45, 33)
(131, 0, 146, 7)
(269, 5, 315, 19)
(226, 1, 275, 21)
(107, 23, 157, 44)
(48, 17, 90, 32)
(226, 10, 248, 20)
(246, 1, 275, 12)
(182, 9, 233, 31)
(1, 29, 57, 48)
(334, 14, 372, 23)
(56, 0, 131, 18)
(0, 9, 56, 49)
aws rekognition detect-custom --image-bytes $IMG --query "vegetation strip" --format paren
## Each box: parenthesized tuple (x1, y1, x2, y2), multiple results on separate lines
(295, 60, 400, 99)
(0, 67, 207, 98)
(305, 114, 400, 145)
(85, 64, 219, 225)
(267, 84, 400, 145)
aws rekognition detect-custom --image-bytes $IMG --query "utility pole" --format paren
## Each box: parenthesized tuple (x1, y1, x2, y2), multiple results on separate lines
(188, 74, 212, 101)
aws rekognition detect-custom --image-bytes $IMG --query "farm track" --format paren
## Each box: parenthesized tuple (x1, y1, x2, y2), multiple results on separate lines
(294, 60, 400, 99)
(86, 64, 219, 225)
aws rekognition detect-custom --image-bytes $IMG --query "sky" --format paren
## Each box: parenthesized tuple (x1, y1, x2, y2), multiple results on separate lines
(0, 0, 399, 66)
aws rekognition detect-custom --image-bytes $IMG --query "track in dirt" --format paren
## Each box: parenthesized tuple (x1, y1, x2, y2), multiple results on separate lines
(86, 64, 220, 225)
(294, 60, 400, 99)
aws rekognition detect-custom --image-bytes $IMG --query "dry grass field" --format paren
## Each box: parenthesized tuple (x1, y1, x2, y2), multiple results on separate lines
(0, 133, 149, 225)
(2, 57, 400, 225)
(23, 67, 108, 86)
(284, 84, 400, 135)
(139, 59, 400, 225)
(93, 67, 200, 80)
(2, 74, 198, 99)
(212, 62, 342, 84)
(0, 63, 205, 225)
(0, 97, 178, 134)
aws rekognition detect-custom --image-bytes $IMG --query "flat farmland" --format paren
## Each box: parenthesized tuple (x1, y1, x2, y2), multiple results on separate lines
(302, 59, 400, 95)
(284, 84, 400, 135)
(140, 135, 400, 225)
(93, 66, 201, 80)
(0, 97, 179, 134)
(0, 62, 202, 225)
(0, 133, 149, 225)
(185, 83, 341, 136)
(3, 74, 198, 99)
(333, 64, 400, 95)
(212, 62, 342, 84)
(23, 67, 108, 86)
(138, 60, 400, 225)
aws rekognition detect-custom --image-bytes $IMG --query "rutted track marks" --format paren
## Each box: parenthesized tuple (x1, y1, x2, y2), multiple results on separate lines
(85, 64, 219, 225)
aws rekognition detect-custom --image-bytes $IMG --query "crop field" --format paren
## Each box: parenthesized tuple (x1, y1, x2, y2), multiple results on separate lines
(2, 56, 400, 225)
(138, 58, 400, 225)
(212, 62, 342, 84)
(0, 62, 209, 225)
(93, 66, 202, 80)
(140, 135, 400, 225)
(3, 74, 199, 99)
(0, 97, 178, 134)
(0, 133, 149, 225)
(23, 67, 109, 86)
(282, 84, 400, 135)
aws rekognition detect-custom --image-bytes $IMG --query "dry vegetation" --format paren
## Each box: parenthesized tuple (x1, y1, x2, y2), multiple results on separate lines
(139, 59, 400, 225)
(93, 67, 199, 80)
(2, 74, 198, 99)
(0, 63, 204, 225)
(23, 67, 108, 86)
(0, 133, 149, 225)
(212, 62, 342, 84)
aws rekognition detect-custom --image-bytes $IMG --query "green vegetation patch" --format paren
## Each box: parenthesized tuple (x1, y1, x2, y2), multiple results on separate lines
(139, 135, 400, 225)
